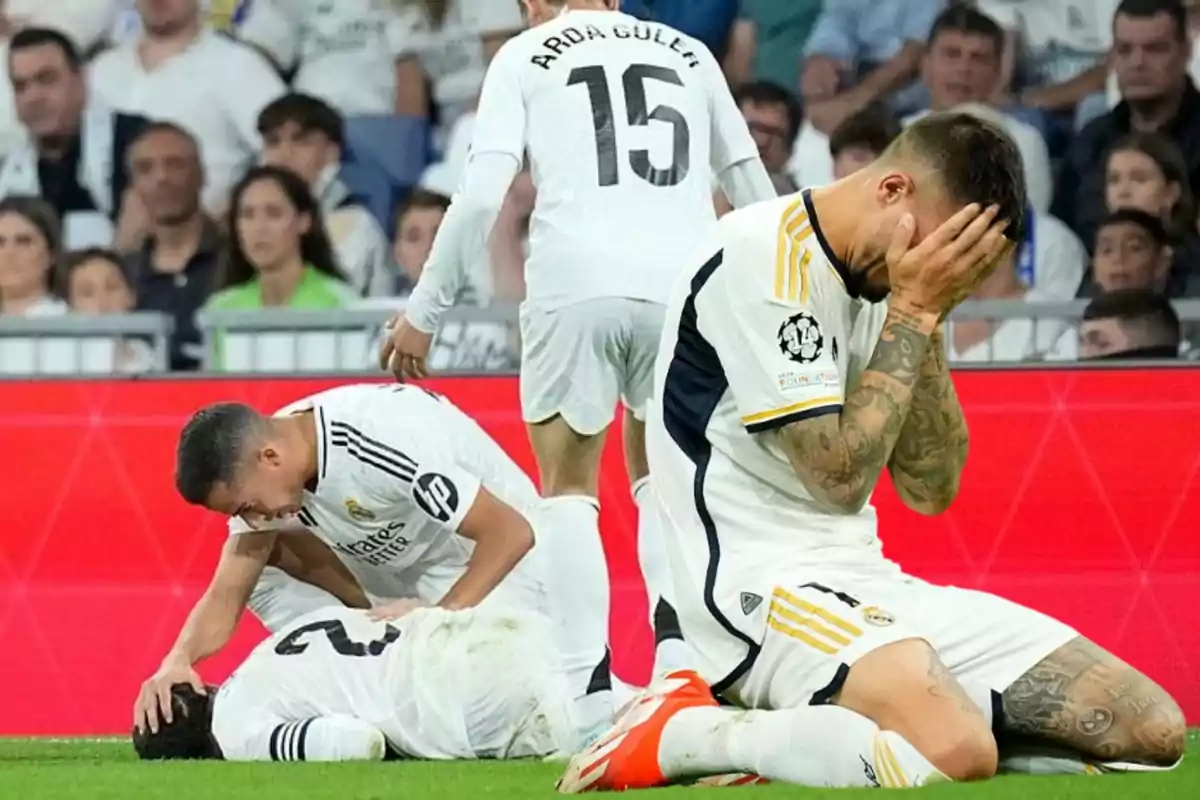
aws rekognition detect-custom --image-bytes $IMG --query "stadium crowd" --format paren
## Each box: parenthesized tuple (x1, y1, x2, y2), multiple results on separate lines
(0, 0, 1194, 371)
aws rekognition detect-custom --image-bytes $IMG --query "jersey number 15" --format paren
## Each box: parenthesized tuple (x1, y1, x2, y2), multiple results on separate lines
(567, 64, 690, 188)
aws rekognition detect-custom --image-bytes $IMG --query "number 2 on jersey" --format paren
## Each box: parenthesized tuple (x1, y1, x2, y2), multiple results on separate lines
(275, 619, 401, 658)
(567, 64, 690, 188)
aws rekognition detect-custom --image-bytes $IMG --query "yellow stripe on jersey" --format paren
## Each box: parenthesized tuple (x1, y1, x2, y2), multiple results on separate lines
(766, 616, 838, 654)
(797, 248, 812, 304)
(774, 588, 864, 637)
(740, 396, 841, 426)
(769, 600, 852, 646)
(773, 198, 807, 301)
(877, 737, 910, 788)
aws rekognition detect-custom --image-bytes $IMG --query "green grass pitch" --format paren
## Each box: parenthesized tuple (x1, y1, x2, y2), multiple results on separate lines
(1, 733, 1197, 799)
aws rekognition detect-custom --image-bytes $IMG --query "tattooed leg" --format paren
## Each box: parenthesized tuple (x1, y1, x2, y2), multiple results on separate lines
(1000, 636, 1186, 766)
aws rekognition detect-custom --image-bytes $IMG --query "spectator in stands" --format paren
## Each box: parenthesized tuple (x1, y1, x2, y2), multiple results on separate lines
(828, 105, 901, 180)
(1054, 0, 1200, 249)
(976, 0, 1120, 134)
(907, 7, 1054, 212)
(124, 122, 219, 371)
(90, 0, 285, 216)
(234, 0, 427, 117)
(1103, 131, 1200, 293)
(56, 246, 154, 372)
(724, 0, 823, 91)
(0, 28, 148, 249)
(1089, 209, 1177, 293)
(407, 0, 525, 131)
(394, 189, 449, 297)
(714, 81, 799, 215)
(0, 195, 65, 316)
(0, 1, 124, 151)
(1079, 288, 1182, 358)
(799, 0, 945, 135)
(204, 166, 356, 313)
(257, 93, 393, 298)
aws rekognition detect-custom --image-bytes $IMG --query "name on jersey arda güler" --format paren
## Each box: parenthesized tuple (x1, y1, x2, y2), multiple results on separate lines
(531, 21, 701, 70)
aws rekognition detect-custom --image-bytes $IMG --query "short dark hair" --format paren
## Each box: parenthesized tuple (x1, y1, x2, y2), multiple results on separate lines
(1115, 0, 1188, 43)
(928, 5, 1005, 53)
(733, 81, 802, 142)
(9, 27, 82, 71)
(882, 111, 1027, 243)
(397, 189, 451, 222)
(829, 105, 902, 160)
(131, 684, 219, 760)
(1082, 289, 1182, 344)
(1097, 208, 1170, 246)
(175, 403, 265, 505)
(257, 92, 345, 148)
(55, 247, 130, 298)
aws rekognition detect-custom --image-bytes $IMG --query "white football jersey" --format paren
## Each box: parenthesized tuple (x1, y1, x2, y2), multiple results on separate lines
(471, 9, 759, 310)
(645, 190, 901, 688)
(228, 383, 544, 606)
(212, 605, 574, 760)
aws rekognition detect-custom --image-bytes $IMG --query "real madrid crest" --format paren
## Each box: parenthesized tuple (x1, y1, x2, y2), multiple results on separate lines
(861, 605, 895, 627)
(345, 499, 376, 521)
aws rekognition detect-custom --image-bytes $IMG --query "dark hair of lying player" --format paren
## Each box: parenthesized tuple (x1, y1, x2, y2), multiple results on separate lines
(132, 684, 221, 760)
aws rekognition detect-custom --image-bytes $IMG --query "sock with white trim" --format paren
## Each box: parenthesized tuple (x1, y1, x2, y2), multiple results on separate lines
(658, 704, 948, 788)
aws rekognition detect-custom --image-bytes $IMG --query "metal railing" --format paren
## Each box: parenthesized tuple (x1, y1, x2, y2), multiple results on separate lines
(0, 300, 1198, 377)
(196, 306, 520, 375)
(0, 312, 174, 375)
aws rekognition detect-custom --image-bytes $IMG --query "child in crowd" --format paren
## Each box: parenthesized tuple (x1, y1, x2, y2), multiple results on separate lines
(57, 248, 155, 373)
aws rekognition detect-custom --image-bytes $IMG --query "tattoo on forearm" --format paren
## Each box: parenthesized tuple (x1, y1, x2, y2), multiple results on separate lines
(1001, 637, 1186, 765)
(889, 328, 970, 513)
(774, 310, 930, 512)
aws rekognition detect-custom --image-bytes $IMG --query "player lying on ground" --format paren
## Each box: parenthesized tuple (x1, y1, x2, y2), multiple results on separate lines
(132, 605, 580, 762)
(380, 0, 779, 682)
(133, 383, 612, 747)
(558, 112, 1187, 792)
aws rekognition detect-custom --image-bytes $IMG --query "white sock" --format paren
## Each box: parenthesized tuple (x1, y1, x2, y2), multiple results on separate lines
(537, 495, 613, 737)
(632, 479, 695, 674)
(658, 705, 948, 788)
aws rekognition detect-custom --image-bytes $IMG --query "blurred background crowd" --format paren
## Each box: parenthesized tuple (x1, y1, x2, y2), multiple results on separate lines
(0, 0, 1196, 375)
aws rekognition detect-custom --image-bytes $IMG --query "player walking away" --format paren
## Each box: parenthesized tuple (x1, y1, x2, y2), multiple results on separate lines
(133, 383, 612, 748)
(379, 0, 777, 690)
(559, 112, 1186, 791)
(133, 605, 579, 762)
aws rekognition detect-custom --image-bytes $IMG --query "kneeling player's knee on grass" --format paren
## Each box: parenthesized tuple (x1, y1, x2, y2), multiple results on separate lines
(919, 723, 998, 781)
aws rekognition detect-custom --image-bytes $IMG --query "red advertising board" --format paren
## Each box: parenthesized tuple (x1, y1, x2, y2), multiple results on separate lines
(0, 369, 1198, 734)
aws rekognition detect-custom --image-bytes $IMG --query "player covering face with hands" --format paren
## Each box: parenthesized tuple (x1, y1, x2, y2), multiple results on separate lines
(561, 112, 1186, 792)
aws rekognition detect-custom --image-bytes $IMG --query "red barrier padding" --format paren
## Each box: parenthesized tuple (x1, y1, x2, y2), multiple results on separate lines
(0, 368, 1196, 733)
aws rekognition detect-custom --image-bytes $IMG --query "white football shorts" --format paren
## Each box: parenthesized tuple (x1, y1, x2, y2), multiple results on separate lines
(519, 297, 665, 436)
(727, 570, 1078, 711)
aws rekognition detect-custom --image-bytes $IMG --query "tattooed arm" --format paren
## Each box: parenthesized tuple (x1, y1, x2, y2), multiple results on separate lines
(772, 304, 939, 514)
(887, 326, 969, 515)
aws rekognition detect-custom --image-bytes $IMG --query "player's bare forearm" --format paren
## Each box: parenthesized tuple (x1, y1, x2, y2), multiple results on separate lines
(773, 305, 936, 513)
(167, 532, 275, 664)
(270, 532, 371, 610)
(438, 491, 534, 610)
(887, 327, 969, 515)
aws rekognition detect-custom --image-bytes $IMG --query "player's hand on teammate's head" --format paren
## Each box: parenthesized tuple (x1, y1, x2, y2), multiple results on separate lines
(131, 684, 219, 760)
(368, 597, 430, 622)
(886, 203, 1011, 318)
(378, 313, 433, 383)
(133, 656, 206, 735)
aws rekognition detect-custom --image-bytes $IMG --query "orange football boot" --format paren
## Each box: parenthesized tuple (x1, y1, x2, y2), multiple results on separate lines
(557, 670, 718, 793)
